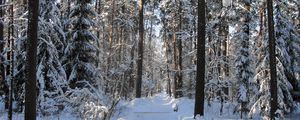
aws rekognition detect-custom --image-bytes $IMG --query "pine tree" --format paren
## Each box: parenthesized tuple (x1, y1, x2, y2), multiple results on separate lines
(274, 0, 300, 102)
(249, 1, 297, 119)
(37, 0, 68, 115)
(233, 0, 253, 118)
(271, 0, 299, 115)
(63, 2, 108, 118)
(64, 0, 98, 89)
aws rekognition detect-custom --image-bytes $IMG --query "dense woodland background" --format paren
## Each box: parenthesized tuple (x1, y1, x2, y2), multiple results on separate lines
(0, 0, 299, 119)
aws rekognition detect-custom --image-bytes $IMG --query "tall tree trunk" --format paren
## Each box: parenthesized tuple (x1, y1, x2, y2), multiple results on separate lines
(107, 0, 115, 72)
(0, 0, 3, 83)
(267, 0, 277, 119)
(176, 1, 183, 98)
(172, 26, 177, 98)
(6, 4, 11, 86)
(220, 15, 229, 113)
(104, 0, 115, 94)
(135, 0, 144, 98)
(25, 0, 39, 119)
(95, 0, 101, 68)
(220, 17, 229, 77)
(0, 0, 8, 111)
(194, 0, 205, 117)
(8, 4, 14, 120)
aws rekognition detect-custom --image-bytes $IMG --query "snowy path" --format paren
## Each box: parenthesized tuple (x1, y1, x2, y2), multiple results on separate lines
(111, 93, 195, 120)
(111, 92, 239, 120)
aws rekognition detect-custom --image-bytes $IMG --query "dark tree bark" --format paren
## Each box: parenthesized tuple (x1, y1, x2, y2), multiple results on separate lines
(8, 4, 14, 120)
(0, 0, 9, 111)
(95, 0, 101, 68)
(267, 0, 277, 119)
(25, 0, 39, 119)
(0, 0, 3, 81)
(194, 0, 205, 117)
(176, 1, 183, 98)
(135, 0, 144, 98)
(6, 5, 11, 87)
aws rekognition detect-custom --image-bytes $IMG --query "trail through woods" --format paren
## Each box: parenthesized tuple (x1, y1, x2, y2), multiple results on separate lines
(111, 92, 242, 120)
(111, 92, 300, 120)
(111, 92, 195, 120)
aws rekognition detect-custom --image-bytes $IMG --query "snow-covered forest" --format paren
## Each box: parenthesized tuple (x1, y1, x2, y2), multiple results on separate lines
(0, 0, 299, 120)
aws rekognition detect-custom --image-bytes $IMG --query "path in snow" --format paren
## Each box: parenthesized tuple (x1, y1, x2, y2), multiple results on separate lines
(111, 93, 300, 120)
(111, 93, 195, 120)
(111, 92, 241, 120)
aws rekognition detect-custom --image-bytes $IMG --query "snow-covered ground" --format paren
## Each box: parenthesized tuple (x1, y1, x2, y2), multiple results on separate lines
(0, 112, 78, 120)
(1, 93, 300, 120)
(111, 92, 300, 120)
(0, 100, 78, 120)
(111, 92, 239, 120)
